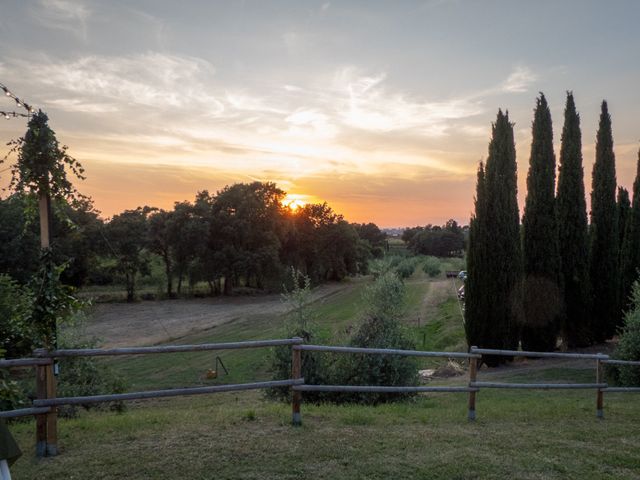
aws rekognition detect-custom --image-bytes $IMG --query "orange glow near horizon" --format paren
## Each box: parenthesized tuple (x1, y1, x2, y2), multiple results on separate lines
(282, 193, 309, 212)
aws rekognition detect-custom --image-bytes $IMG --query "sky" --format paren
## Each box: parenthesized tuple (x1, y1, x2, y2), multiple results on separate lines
(0, 0, 639, 227)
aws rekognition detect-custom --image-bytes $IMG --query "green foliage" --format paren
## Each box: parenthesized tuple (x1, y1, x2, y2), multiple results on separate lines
(466, 111, 522, 366)
(590, 101, 620, 342)
(334, 273, 418, 404)
(620, 150, 640, 314)
(521, 94, 562, 351)
(269, 268, 330, 402)
(29, 250, 83, 348)
(422, 256, 441, 278)
(404, 220, 465, 257)
(1, 111, 85, 205)
(609, 282, 640, 387)
(0, 274, 34, 357)
(556, 92, 592, 347)
(394, 257, 417, 279)
(105, 207, 153, 302)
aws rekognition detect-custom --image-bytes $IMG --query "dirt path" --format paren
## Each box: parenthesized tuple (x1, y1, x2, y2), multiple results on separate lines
(420, 278, 462, 320)
(84, 283, 348, 348)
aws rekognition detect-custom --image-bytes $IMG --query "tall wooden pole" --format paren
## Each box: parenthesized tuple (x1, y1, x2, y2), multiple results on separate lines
(291, 345, 302, 426)
(468, 347, 478, 421)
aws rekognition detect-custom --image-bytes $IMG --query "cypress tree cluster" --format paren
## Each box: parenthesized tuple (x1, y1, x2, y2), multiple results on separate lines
(589, 101, 620, 342)
(466, 94, 640, 355)
(620, 150, 640, 312)
(556, 93, 592, 347)
(521, 94, 562, 351)
(466, 111, 521, 365)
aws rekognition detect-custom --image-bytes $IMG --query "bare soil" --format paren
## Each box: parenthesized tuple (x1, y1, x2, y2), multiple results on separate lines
(84, 283, 348, 348)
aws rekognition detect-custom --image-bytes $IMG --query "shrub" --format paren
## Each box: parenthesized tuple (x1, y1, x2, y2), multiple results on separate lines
(268, 268, 331, 402)
(395, 258, 417, 279)
(610, 281, 640, 387)
(422, 256, 441, 278)
(333, 272, 418, 404)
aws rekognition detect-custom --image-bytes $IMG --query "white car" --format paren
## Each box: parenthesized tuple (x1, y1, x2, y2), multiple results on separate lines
(458, 270, 467, 281)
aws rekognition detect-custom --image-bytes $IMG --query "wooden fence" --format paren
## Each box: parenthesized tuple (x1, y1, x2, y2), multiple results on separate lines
(1, 339, 639, 458)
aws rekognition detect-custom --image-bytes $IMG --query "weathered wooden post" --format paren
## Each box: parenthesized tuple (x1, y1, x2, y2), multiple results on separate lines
(468, 346, 478, 421)
(35, 359, 47, 457)
(45, 360, 58, 456)
(596, 355, 604, 419)
(291, 343, 302, 426)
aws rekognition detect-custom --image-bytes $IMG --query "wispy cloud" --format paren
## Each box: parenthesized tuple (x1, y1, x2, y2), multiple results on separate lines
(18, 53, 224, 114)
(33, 0, 90, 40)
(502, 65, 538, 93)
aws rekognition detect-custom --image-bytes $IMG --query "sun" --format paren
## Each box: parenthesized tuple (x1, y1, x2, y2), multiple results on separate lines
(282, 194, 307, 212)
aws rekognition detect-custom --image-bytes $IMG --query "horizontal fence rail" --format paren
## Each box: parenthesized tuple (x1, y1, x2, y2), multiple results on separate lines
(471, 382, 608, 390)
(2, 337, 640, 460)
(470, 347, 608, 360)
(294, 385, 478, 393)
(295, 344, 480, 359)
(0, 357, 52, 368)
(37, 338, 305, 358)
(34, 379, 304, 407)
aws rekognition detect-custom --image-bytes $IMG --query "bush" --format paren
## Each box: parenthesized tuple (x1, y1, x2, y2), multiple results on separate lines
(268, 268, 331, 402)
(333, 272, 418, 404)
(610, 281, 640, 387)
(395, 258, 417, 280)
(422, 256, 442, 278)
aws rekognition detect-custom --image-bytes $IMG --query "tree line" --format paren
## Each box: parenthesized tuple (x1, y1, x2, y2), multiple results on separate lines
(466, 92, 640, 364)
(0, 183, 387, 301)
(401, 219, 467, 257)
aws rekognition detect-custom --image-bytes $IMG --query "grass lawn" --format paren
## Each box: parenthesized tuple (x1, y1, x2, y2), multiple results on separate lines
(10, 387, 640, 479)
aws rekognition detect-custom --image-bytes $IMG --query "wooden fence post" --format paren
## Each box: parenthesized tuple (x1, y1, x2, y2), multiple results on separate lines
(468, 347, 478, 421)
(35, 359, 47, 457)
(45, 361, 58, 455)
(291, 344, 302, 426)
(596, 356, 604, 419)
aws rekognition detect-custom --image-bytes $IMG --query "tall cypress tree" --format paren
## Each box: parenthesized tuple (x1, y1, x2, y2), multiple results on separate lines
(465, 162, 489, 350)
(620, 149, 640, 312)
(617, 187, 631, 249)
(556, 92, 591, 347)
(590, 100, 619, 341)
(465, 110, 522, 365)
(521, 94, 562, 351)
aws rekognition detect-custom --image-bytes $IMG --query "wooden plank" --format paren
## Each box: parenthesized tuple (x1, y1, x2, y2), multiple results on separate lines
(41, 338, 304, 358)
(293, 385, 477, 393)
(470, 347, 608, 360)
(0, 357, 52, 368)
(34, 379, 304, 407)
(296, 344, 480, 359)
(471, 382, 607, 390)
(0, 407, 51, 419)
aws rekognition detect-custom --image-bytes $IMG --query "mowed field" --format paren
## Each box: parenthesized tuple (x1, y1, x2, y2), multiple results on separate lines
(9, 268, 640, 479)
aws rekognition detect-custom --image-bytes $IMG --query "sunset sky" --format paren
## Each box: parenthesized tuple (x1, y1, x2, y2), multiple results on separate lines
(1, 0, 639, 227)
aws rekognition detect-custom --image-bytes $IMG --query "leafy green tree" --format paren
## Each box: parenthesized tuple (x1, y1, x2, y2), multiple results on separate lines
(556, 92, 592, 347)
(105, 208, 152, 302)
(521, 94, 562, 351)
(466, 111, 522, 366)
(0, 195, 40, 283)
(590, 101, 620, 341)
(353, 222, 386, 258)
(147, 209, 174, 297)
(620, 150, 640, 312)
